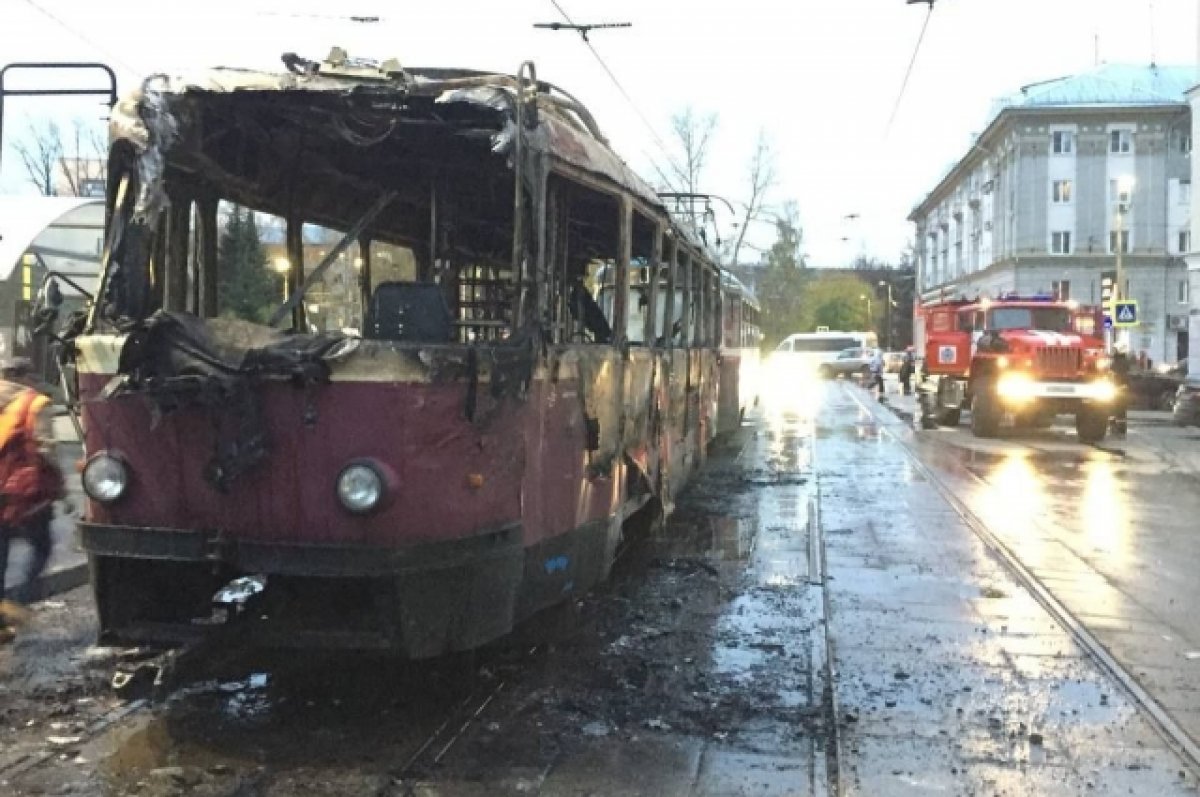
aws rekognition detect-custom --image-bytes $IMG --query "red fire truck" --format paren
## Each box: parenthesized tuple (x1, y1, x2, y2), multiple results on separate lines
(914, 294, 1116, 442)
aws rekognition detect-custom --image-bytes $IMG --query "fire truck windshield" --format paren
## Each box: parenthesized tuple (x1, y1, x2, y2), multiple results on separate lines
(989, 307, 1073, 333)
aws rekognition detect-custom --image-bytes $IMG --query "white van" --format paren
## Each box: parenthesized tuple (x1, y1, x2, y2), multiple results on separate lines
(774, 330, 878, 376)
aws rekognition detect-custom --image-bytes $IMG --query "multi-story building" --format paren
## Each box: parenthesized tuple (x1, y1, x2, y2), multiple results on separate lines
(909, 64, 1194, 364)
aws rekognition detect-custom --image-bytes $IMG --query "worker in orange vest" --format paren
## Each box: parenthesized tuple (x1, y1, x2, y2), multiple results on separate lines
(0, 358, 64, 643)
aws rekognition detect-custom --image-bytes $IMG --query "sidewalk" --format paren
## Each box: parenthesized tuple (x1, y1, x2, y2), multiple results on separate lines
(818, 383, 1198, 794)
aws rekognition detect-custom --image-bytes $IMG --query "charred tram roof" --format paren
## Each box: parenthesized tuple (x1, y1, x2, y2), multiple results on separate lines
(106, 51, 708, 257)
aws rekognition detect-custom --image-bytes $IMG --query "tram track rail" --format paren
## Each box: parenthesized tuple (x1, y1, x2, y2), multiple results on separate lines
(845, 384, 1200, 777)
(0, 623, 251, 785)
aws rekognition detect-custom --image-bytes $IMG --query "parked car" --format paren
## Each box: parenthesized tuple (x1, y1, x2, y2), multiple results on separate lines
(1174, 382, 1200, 426)
(817, 347, 874, 379)
(1130, 371, 1183, 411)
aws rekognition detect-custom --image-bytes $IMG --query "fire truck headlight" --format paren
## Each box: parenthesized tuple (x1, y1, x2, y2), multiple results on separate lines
(1095, 356, 1112, 371)
(996, 372, 1036, 403)
(83, 452, 128, 503)
(336, 462, 385, 514)
(1090, 379, 1117, 403)
(996, 356, 1010, 369)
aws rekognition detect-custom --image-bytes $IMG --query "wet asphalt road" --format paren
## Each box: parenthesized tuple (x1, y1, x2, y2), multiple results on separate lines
(886, 385, 1200, 764)
(3, 375, 1200, 795)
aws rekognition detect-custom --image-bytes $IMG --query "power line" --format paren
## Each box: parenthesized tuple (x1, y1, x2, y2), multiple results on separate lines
(545, 0, 686, 196)
(884, 0, 937, 141)
(18, 0, 141, 77)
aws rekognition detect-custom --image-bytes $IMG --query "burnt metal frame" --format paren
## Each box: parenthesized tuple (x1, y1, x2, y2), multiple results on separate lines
(0, 62, 118, 180)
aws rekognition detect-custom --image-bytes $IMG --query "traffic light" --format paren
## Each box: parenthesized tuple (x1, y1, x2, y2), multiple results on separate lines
(1100, 270, 1116, 328)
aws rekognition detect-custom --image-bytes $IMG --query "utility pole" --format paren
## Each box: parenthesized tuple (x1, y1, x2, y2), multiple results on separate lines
(878, 280, 895, 350)
(1113, 177, 1134, 351)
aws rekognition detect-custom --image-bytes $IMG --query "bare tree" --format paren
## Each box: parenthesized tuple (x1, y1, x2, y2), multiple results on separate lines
(669, 106, 718, 196)
(13, 117, 107, 197)
(14, 119, 63, 196)
(729, 129, 776, 267)
(57, 119, 108, 196)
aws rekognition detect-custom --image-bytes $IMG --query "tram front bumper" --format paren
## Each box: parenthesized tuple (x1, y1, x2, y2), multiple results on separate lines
(80, 522, 525, 656)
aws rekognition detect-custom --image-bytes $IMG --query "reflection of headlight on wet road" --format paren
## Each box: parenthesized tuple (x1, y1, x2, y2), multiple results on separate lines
(996, 372, 1036, 403)
(761, 355, 823, 417)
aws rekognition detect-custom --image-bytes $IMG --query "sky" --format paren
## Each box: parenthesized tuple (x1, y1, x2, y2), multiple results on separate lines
(1, 0, 1198, 267)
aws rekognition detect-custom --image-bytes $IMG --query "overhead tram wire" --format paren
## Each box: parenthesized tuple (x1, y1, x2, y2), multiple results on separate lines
(883, 0, 938, 142)
(544, 0, 689, 199)
(18, 0, 142, 76)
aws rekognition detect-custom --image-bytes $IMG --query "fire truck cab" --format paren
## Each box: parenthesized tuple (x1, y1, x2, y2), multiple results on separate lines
(915, 294, 1116, 443)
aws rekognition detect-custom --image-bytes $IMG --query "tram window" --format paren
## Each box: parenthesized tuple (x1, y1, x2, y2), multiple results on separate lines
(370, 241, 418, 287)
(611, 260, 653, 344)
(723, 296, 741, 349)
(551, 179, 622, 345)
(674, 251, 690, 346)
(209, 202, 288, 324)
(621, 211, 657, 345)
(298, 224, 364, 336)
(690, 261, 704, 346)
(652, 236, 673, 344)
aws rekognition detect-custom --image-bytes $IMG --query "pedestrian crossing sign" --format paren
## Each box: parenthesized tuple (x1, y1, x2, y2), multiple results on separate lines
(1114, 300, 1138, 327)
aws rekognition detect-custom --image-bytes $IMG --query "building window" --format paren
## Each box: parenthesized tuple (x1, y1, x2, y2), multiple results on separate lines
(1051, 130, 1073, 154)
(1051, 180, 1073, 204)
(1180, 279, 1190, 304)
(1051, 231, 1072, 254)
(1181, 180, 1192, 205)
(1180, 230, 1191, 253)
(1053, 280, 1071, 301)
(1110, 129, 1132, 154)
(1109, 179, 1132, 205)
(1109, 230, 1130, 253)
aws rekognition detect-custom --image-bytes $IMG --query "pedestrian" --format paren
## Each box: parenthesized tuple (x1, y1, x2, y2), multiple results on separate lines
(899, 347, 915, 396)
(0, 358, 64, 643)
(1110, 345, 1131, 438)
(869, 349, 885, 398)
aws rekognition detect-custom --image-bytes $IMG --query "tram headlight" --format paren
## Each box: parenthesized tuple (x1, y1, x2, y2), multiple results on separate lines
(82, 452, 128, 503)
(336, 462, 384, 514)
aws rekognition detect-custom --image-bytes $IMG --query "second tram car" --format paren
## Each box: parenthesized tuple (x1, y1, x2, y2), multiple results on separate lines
(56, 50, 758, 655)
(717, 273, 761, 433)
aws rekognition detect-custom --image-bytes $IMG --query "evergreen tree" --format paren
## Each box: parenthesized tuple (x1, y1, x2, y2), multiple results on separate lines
(758, 201, 811, 346)
(218, 206, 280, 323)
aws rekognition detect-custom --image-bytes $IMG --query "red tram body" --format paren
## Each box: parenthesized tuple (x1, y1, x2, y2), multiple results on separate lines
(60, 52, 756, 655)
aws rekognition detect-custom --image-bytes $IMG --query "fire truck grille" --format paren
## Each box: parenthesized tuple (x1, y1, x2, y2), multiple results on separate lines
(1035, 346, 1081, 376)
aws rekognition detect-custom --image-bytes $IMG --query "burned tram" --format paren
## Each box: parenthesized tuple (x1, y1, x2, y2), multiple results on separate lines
(66, 51, 736, 654)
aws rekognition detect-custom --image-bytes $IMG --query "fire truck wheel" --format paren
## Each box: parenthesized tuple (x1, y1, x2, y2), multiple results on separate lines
(936, 408, 961, 427)
(1075, 407, 1109, 444)
(970, 388, 1000, 438)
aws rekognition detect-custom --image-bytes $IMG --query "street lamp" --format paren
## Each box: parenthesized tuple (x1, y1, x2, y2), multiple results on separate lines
(859, 293, 872, 330)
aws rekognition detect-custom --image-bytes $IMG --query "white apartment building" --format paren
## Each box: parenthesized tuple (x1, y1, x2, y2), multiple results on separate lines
(909, 64, 1194, 364)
